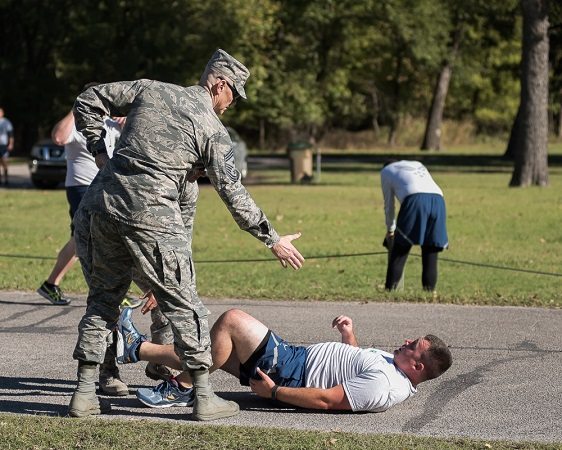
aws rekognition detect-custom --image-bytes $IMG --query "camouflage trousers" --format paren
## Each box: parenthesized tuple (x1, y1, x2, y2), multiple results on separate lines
(132, 273, 174, 346)
(150, 307, 173, 345)
(73, 210, 211, 369)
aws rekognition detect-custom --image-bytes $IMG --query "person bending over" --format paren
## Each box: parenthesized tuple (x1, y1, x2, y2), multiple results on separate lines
(381, 160, 449, 292)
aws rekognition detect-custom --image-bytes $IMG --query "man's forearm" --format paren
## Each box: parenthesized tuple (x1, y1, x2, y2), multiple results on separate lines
(273, 386, 348, 410)
(341, 332, 358, 347)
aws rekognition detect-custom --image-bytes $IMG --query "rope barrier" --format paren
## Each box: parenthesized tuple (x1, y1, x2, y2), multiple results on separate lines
(1, 251, 561, 277)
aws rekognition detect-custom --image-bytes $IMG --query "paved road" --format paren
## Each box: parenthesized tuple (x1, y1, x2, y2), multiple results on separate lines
(0, 291, 560, 443)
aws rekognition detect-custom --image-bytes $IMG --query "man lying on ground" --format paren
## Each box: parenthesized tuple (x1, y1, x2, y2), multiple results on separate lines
(117, 306, 452, 413)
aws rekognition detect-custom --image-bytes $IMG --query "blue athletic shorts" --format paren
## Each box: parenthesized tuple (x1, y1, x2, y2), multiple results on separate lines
(239, 330, 307, 388)
(395, 193, 448, 249)
(66, 185, 89, 235)
(0, 145, 8, 159)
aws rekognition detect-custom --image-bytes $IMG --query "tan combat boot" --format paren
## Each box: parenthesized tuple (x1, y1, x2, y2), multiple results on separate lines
(99, 334, 129, 396)
(68, 364, 111, 417)
(190, 369, 239, 421)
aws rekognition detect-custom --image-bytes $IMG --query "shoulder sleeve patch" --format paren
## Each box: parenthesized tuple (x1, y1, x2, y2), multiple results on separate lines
(224, 146, 240, 182)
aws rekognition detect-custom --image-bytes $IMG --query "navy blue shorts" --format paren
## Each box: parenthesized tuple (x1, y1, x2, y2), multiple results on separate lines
(239, 330, 307, 388)
(0, 145, 8, 158)
(396, 193, 448, 249)
(66, 185, 89, 235)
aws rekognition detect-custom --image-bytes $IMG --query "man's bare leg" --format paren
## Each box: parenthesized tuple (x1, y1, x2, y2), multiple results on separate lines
(47, 237, 78, 285)
(208, 308, 269, 377)
(137, 309, 269, 386)
(139, 343, 182, 370)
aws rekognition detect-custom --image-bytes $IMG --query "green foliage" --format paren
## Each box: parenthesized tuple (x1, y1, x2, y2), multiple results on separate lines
(2, 0, 559, 152)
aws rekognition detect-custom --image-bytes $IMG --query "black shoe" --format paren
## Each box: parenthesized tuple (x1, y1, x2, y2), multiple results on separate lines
(37, 281, 71, 305)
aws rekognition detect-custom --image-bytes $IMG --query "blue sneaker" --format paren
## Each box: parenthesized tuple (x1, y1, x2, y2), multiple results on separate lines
(116, 307, 147, 364)
(136, 379, 194, 408)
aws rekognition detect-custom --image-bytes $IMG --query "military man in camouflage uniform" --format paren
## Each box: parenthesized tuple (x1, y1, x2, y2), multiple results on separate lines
(68, 49, 304, 421)
(73, 178, 200, 387)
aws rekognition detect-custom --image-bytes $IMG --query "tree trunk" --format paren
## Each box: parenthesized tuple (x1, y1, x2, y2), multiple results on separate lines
(387, 54, 403, 147)
(388, 116, 399, 147)
(509, 0, 549, 187)
(421, 27, 462, 151)
(420, 63, 452, 151)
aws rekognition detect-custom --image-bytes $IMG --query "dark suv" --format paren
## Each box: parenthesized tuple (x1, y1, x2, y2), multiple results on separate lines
(28, 139, 66, 189)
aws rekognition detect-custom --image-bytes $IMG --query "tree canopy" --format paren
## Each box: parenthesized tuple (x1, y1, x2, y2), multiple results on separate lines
(0, 0, 558, 154)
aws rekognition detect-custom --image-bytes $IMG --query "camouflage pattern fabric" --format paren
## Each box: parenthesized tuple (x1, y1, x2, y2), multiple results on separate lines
(73, 180, 201, 363)
(73, 212, 212, 369)
(74, 80, 279, 245)
(149, 308, 173, 346)
(72, 78, 280, 369)
(134, 180, 198, 346)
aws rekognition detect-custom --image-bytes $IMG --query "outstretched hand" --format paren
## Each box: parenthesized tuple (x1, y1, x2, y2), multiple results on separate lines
(270, 233, 305, 270)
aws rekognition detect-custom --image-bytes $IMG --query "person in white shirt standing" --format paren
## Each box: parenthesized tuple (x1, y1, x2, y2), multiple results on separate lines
(37, 83, 123, 306)
(380, 160, 448, 292)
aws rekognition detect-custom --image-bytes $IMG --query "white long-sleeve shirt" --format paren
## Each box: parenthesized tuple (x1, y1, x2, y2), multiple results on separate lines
(380, 160, 443, 232)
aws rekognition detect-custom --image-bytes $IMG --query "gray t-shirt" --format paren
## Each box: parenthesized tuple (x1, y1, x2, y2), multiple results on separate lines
(305, 342, 416, 412)
(0, 118, 13, 146)
(65, 118, 121, 187)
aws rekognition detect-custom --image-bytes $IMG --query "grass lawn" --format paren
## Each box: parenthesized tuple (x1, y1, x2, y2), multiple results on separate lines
(1, 147, 561, 307)
(1, 147, 561, 449)
(0, 414, 558, 450)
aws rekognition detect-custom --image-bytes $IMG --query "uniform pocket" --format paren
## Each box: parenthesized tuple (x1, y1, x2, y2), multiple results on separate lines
(192, 304, 211, 347)
(156, 242, 190, 290)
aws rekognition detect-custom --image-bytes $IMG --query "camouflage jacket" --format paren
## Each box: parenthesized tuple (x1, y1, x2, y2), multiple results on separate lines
(73, 80, 279, 247)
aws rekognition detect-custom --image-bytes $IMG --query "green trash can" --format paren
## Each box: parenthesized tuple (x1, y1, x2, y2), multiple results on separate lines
(287, 141, 313, 184)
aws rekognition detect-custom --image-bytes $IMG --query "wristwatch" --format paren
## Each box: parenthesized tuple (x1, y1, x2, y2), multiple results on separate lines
(271, 385, 279, 400)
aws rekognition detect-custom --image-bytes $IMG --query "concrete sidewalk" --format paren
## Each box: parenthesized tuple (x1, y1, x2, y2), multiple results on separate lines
(0, 290, 560, 443)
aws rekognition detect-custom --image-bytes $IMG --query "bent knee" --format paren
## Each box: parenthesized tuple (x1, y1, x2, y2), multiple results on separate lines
(217, 308, 259, 330)
(219, 308, 246, 325)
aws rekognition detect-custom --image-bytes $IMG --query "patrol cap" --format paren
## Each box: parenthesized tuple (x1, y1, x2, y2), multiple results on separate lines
(205, 48, 250, 100)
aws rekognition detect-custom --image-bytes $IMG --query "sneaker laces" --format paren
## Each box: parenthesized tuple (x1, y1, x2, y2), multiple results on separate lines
(53, 286, 65, 300)
(42, 283, 62, 301)
(154, 379, 176, 396)
(155, 378, 190, 396)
